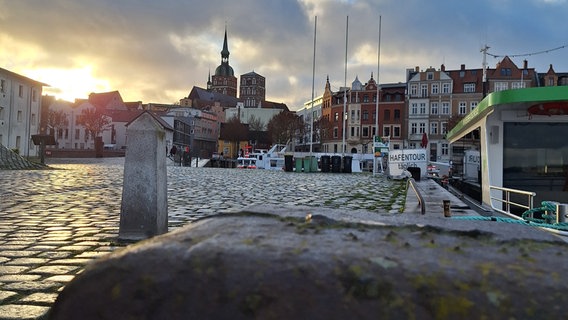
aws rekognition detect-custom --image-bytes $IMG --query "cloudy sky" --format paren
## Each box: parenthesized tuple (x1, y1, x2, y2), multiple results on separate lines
(1, 0, 567, 110)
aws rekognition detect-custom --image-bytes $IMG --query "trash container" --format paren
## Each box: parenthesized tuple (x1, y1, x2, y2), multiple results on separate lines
(320, 155, 331, 173)
(284, 155, 294, 172)
(295, 157, 304, 172)
(183, 152, 191, 166)
(303, 156, 317, 173)
(342, 156, 352, 173)
(407, 167, 421, 181)
(331, 155, 341, 173)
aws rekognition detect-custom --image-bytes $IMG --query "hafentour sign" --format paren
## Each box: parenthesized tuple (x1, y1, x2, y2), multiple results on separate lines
(388, 149, 427, 177)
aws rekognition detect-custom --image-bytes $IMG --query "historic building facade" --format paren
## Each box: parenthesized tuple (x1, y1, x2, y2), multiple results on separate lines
(0, 68, 45, 157)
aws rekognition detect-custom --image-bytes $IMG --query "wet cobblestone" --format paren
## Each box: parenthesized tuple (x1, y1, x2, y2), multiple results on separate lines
(0, 157, 406, 319)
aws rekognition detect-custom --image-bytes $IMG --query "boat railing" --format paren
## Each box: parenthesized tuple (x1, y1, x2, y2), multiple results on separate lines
(489, 185, 536, 215)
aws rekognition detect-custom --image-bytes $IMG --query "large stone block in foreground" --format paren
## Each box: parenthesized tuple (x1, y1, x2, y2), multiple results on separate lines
(50, 206, 568, 319)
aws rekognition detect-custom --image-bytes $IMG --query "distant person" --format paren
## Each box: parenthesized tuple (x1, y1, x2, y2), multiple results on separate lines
(170, 146, 177, 157)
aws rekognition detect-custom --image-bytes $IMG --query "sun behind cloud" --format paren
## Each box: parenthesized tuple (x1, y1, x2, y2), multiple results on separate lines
(24, 66, 111, 102)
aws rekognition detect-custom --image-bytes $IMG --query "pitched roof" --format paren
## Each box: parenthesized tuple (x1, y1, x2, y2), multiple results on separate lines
(0, 67, 49, 87)
(88, 91, 127, 111)
(188, 86, 240, 107)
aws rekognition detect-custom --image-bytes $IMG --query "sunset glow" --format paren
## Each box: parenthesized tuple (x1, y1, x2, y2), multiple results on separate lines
(25, 67, 111, 102)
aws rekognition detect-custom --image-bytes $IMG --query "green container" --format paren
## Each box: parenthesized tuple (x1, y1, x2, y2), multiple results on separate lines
(295, 157, 304, 172)
(303, 156, 317, 173)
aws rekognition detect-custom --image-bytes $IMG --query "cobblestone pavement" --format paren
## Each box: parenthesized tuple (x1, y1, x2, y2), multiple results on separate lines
(0, 157, 407, 319)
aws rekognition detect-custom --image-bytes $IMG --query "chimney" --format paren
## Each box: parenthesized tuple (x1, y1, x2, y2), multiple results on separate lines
(440, 64, 445, 71)
(461, 64, 465, 70)
(415, 66, 420, 72)
(523, 60, 528, 69)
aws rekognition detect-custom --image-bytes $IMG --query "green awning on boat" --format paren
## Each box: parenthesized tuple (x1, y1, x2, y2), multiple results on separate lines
(446, 86, 568, 143)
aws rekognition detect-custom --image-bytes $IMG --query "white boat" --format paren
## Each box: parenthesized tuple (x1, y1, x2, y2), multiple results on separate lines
(236, 144, 287, 170)
(446, 86, 568, 236)
(236, 157, 257, 169)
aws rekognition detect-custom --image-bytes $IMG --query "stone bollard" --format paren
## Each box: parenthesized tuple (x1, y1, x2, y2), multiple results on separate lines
(119, 112, 170, 241)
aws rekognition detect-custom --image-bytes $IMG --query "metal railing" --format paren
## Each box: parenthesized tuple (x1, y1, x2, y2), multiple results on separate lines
(489, 185, 536, 215)
(407, 178, 426, 215)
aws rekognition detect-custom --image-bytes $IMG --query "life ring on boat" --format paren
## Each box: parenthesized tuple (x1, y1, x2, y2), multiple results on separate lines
(527, 102, 568, 116)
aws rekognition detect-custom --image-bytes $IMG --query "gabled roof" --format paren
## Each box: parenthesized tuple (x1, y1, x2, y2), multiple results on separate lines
(88, 91, 127, 111)
(261, 100, 289, 111)
(188, 86, 240, 107)
(0, 67, 49, 87)
(106, 109, 144, 123)
(125, 111, 173, 131)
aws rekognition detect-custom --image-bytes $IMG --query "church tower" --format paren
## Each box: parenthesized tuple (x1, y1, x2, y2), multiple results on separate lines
(211, 27, 238, 97)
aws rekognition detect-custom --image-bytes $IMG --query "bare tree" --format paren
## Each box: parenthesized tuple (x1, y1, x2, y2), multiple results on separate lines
(47, 109, 69, 144)
(77, 107, 112, 139)
(313, 116, 333, 144)
(267, 111, 303, 145)
(247, 114, 265, 131)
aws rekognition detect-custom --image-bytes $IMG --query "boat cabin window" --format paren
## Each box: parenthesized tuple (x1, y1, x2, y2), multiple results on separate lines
(504, 122, 568, 204)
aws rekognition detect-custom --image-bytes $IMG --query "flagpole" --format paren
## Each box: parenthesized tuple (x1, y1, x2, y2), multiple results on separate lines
(342, 15, 349, 157)
(373, 16, 382, 175)
(309, 16, 317, 156)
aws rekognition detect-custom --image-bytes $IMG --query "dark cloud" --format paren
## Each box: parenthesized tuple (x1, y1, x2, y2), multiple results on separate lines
(1, 0, 567, 109)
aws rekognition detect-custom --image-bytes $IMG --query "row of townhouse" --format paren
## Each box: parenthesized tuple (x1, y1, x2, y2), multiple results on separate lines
(42, 91, 220, 159)
(303, 56, 568, 165)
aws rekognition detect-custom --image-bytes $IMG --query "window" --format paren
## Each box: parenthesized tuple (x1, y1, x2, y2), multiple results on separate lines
(411, 123, 418, 134)
(351, 127, 355, 137)
(17, 110, 22, 122)
(18, 85, 23, 98)
(362, 110, 369, 120)
(495, 82, 508, 91)
(432, 84, 439, 94)
(500, 68, 512, 76)
(394, 110, 400, 120)
(393, 126, 401, 137)
(362, 127, 369, 137)
(419, 103, 427, 114)
(430, 122, 438, 135)
(458, 102, 467, 115)
(442, 83, 451, 93)
(411, 103, 418, 115)
(75, 129, 80, 139)
(419, 123, 426, 134)
(464, 83, 475, 93)
(363, 95, 369, 103)
(548, 78, 555, 86)
(421, 84, 428, 97)
(470, 101, 478, 111)
(431, 102, 438, 115)
(410, 84, 418, 96)
(442, 102, 450, 114)
(334, 112, 339, 122)
(333, 127, 338, 138)
(0, 79, 5, 92)
(441, 143, 449, 156)
(441, 122, 448, 134)
(31, 113, 36, 125)
(383, 126, 390, 137)
(32, 90, 37, 102)
(512, 82, 525, 89)
(427, 72, 434, 80)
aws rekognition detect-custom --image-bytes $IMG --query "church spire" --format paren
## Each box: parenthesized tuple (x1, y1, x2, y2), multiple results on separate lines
(207, 69, 212, 91)
(221, 26, 230, 64)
